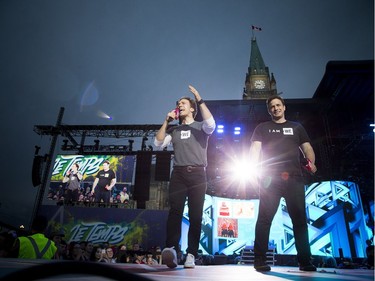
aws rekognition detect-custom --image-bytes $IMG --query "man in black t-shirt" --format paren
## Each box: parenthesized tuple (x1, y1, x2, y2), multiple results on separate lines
(249, 95, 317, 272)
(91, 160, 116, 204)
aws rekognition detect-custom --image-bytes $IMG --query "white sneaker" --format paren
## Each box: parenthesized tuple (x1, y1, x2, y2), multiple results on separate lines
(161, 247, 178, 268)
(184, 253, 195, 268)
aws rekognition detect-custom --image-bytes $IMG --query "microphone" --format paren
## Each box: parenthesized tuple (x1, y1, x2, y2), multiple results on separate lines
(302, 158, 314, 175)
(174, 107, 180, 120)
(167, 107, 180, 122)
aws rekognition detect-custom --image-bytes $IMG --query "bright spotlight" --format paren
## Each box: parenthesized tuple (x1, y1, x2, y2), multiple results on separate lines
(226, 158, 260, 183)
(217, 124, 224, 134)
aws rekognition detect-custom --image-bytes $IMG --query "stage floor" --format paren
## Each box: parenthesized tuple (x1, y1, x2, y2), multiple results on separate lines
(0, 258, 373, 281)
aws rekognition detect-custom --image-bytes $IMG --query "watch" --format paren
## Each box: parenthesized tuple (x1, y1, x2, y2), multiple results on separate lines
(254, 80, 266, 89)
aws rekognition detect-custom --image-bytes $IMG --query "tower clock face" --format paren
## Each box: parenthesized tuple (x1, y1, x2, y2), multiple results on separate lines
(254, 80, 266, 89)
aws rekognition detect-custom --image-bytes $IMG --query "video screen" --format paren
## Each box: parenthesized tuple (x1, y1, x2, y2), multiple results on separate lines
(46, 154, 136, 205)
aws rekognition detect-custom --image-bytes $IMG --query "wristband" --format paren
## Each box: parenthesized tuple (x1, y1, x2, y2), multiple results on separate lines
(197, 99, 205, 106)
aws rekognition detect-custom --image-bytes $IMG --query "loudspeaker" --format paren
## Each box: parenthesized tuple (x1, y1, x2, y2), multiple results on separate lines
(32, 155, 44, 187)
(133, 151, 152, 201)
(155, 152, 171, 181)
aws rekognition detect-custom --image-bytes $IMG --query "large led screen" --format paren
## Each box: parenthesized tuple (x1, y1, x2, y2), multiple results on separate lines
(46, 154, 135, 204)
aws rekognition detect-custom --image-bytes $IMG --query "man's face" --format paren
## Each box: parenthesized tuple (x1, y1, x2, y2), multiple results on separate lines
(268, 99, 285, 120)
(177, 98, 194, 117)
(103, 163, 109, 171)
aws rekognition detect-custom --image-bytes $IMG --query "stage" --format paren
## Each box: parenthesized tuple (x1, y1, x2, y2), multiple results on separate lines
(0, 258, 373, 281)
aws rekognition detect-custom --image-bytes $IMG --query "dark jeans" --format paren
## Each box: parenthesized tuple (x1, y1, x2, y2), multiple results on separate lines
(254, 176, 312, 264)
(166, 166, 207, 257)
(95, 190, 111, 204)
(65, 189, 79, 204)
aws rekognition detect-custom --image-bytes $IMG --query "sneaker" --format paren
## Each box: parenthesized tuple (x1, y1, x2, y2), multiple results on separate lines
(254, 256, 271, 272)
(161, 247, 178, 268)
(299, 262, 317, 271)
(184, 253, 195, 268)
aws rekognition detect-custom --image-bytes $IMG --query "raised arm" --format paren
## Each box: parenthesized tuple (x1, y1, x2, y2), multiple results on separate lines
(188, 85, 213, 121)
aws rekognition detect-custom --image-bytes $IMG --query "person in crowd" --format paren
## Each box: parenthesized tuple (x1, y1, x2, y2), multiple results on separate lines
(106, 246, 117, 263)
(62, 163, 83, 205)
(154, 85, 216, 269)
(143, 252, 159, 265)
(82, 241, 94, 261)
(49, 230, 65, 259)
(248, 95, 317, 272)
(91, 160, 116, 204)
(9, 215, 58, 259)
(133, 251, 146, 264)
(90, 245, 108, 262)
(57, 239, 69, 260)
(115, 244, 130, 263)
(69, 241, 88, 261)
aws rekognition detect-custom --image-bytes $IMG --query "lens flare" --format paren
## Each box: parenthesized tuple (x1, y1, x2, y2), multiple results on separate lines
(97, 110, 112, 120)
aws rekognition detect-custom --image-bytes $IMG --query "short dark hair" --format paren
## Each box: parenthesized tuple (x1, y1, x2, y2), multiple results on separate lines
(266, 95, 285, 108)
(177, 97, 198, 118)
(103, 160, 110, 165)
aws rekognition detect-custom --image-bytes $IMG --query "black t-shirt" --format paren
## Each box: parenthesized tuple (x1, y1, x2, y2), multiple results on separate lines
(95, 169, 116, 192)
(251, 120, 311, 176)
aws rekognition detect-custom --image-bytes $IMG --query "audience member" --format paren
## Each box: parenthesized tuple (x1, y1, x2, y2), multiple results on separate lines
(69, 241, 88, 261)
(116, 244, 130, 263)
(106, 246, 117, 263)
(82, 241, 94, 261)
(9, 215, 58, 259)
(90, 245, 105, 262)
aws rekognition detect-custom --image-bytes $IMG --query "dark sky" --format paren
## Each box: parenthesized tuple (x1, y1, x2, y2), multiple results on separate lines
(0, 0, 373, 228)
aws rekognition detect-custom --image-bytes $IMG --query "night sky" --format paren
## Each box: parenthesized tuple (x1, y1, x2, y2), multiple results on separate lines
(0, 0, 373, 228)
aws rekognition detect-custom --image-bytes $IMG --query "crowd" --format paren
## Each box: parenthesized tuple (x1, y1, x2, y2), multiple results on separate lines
(0, 222, 162, 264)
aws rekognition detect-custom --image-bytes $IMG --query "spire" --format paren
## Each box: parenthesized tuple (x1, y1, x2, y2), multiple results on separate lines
(249, 38, 267, 76)
(243, 31, 278, 100)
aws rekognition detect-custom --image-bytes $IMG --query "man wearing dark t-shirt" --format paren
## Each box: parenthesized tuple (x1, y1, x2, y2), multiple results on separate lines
(249, 95, 317, 272)
(91, 160, 116, 204)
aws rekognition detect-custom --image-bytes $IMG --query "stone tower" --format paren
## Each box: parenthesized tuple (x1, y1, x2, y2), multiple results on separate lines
(242, 36, 277, 99)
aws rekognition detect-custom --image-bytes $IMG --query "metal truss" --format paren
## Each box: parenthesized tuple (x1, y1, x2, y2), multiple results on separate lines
(34, 124, 165, 138)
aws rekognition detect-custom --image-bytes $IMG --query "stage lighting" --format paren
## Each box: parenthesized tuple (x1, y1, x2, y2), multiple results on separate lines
(233, 126, 241, 135)
(217, 125, 224, 134)
(226, 158, 259, 183)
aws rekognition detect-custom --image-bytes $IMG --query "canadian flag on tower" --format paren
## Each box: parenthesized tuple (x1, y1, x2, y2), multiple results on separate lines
(251, 25, 262, 31)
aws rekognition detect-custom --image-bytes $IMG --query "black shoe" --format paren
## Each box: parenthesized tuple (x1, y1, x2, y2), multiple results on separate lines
(299, 263, 317, 271)
(254, 256, 271, 272)
(254, 263, 271, 272)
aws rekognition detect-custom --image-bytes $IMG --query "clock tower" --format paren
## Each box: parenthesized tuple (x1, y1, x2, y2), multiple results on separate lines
(243, 37, 278, 100)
